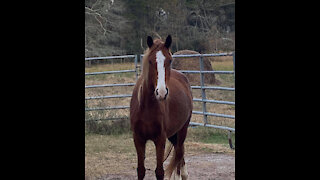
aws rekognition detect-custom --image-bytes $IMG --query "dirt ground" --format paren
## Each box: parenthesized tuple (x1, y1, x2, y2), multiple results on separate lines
(90, 153, 234, 180)
(85, 131, 235, 180)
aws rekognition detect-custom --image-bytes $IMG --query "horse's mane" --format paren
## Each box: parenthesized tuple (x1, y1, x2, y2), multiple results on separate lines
(141, 48, 150, 83)
(141, 39, 164, 83)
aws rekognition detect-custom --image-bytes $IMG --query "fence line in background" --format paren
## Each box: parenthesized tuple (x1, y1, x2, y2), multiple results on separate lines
(85, 52, 235, 149)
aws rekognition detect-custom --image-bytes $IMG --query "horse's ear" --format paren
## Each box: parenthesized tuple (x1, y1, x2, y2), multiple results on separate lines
(164, 35, 172, 49)
(147, 36, 153, 48)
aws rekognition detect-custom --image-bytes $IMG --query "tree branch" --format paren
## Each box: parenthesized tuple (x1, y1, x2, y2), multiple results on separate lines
(85, 6, 108, 36)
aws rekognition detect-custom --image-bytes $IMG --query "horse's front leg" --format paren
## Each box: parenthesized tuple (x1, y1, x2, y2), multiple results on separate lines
(134, 135, 146, 180)
(154, 134, 166, 180)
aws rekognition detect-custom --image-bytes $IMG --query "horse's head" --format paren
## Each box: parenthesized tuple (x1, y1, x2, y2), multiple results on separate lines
(146, 35, 172, 101)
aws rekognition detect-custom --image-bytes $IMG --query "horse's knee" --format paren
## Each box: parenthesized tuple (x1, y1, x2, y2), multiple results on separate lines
(155, 166, 164, 180)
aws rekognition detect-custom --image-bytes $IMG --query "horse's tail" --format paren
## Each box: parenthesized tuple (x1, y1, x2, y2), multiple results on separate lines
(164, 144, 185, 179)
(163, 141, 173, 163)
(165, 147, 175, 179)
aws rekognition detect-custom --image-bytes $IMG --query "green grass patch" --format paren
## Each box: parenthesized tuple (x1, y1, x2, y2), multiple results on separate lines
(85, 132, 135, 155)
(85, 119, 234, 147)
(211, 57, 234, 71)
(187, 126, 235, 145)
(85, 119, 131, 135)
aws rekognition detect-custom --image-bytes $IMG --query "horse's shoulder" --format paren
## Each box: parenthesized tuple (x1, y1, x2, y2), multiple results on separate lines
(170, 69, 190, 86)
(132, 77, 143, 93)
(130, 77, 143, 109)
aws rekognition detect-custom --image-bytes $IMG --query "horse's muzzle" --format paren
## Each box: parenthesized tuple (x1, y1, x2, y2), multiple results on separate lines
(155, 87, 168, 100)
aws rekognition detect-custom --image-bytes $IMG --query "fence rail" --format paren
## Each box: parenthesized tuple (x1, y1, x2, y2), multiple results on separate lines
(85, 55, 136, 61)
(192, 98, 235, 105)
(191, 85, 235, 91)
(179, 70, 234, 74)
(85, 83, 135, 89)
(85, 70, 136, 76)
(85, 52, 235, 149)
(85, 106, 130, 111)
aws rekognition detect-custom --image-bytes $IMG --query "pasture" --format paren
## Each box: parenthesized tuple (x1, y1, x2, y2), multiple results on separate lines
(85, 55, 235, 179)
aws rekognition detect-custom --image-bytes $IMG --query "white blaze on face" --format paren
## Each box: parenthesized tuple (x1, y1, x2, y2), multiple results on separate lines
(156, 50, 167, 99)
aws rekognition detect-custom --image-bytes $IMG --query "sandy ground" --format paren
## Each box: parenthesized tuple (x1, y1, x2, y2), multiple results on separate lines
(91, 153, 235, 180)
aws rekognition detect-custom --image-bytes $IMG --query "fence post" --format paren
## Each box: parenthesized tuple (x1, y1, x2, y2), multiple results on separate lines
(233, 52, 235, 78)
(228, 131, 234, 149)
(140, 54, 143, 75)
(134, 55, 138, 81)
(199, 55, 208, 125)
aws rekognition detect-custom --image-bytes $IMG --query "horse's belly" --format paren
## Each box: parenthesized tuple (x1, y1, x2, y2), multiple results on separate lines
(165, 72, 192, 137)
(166, 98, 191, 137)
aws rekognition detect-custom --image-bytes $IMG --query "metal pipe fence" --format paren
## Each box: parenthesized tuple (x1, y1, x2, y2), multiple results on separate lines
(85, 52, 235, 149)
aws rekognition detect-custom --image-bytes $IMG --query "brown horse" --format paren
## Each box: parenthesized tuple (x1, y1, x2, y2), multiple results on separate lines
(130, 35, 193, 180)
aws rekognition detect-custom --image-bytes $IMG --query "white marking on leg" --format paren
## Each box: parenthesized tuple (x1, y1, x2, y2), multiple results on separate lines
(181, 164, 188, 180)
(173, 167, 182, 180)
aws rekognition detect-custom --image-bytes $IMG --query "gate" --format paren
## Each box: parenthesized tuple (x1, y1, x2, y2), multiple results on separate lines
(85, 52, 235, 148)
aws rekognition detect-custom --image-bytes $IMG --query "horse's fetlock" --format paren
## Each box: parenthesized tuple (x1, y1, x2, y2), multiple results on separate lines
(155, 167, 164, 179)
(137, 167, 146, 180)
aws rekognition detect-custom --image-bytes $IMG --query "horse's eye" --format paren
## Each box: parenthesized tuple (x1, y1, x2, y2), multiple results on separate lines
(169, 59, 172, 64)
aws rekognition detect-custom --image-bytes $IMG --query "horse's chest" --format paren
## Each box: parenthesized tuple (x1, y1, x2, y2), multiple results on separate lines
(135, 116, 164, 140)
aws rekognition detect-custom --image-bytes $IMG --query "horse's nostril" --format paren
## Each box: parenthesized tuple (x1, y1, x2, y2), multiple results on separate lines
(156, 89, 159, 95)
(164, 88, 168, 99)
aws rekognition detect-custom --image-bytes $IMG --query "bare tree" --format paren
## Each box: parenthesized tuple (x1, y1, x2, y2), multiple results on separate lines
(85, 0, 235, 57)
(85, 0, 129, 57)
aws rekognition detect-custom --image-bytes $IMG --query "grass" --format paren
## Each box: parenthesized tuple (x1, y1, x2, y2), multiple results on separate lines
(85, 119, 234, 145)
(211, 56, 234, 71)
(86, 62, 135, 73)
(85, 62, 137, 82)
(188, 126, 235, 144)
(85, 119, 131, 135)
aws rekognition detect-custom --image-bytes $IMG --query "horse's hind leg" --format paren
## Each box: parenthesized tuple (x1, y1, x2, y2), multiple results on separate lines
(168, 140, 186, 180)
(166, 116, 190, 179)
(171, 158, 187, 180)
(180, 158, 188, 180)
(134, 135, 146, 180)
(175, 116, 190, 180)
(165, 133, 177, 178)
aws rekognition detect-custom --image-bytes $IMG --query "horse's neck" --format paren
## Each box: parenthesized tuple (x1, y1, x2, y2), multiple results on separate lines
(138, 79, 168, 124)
(139, 79, 159, 108)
